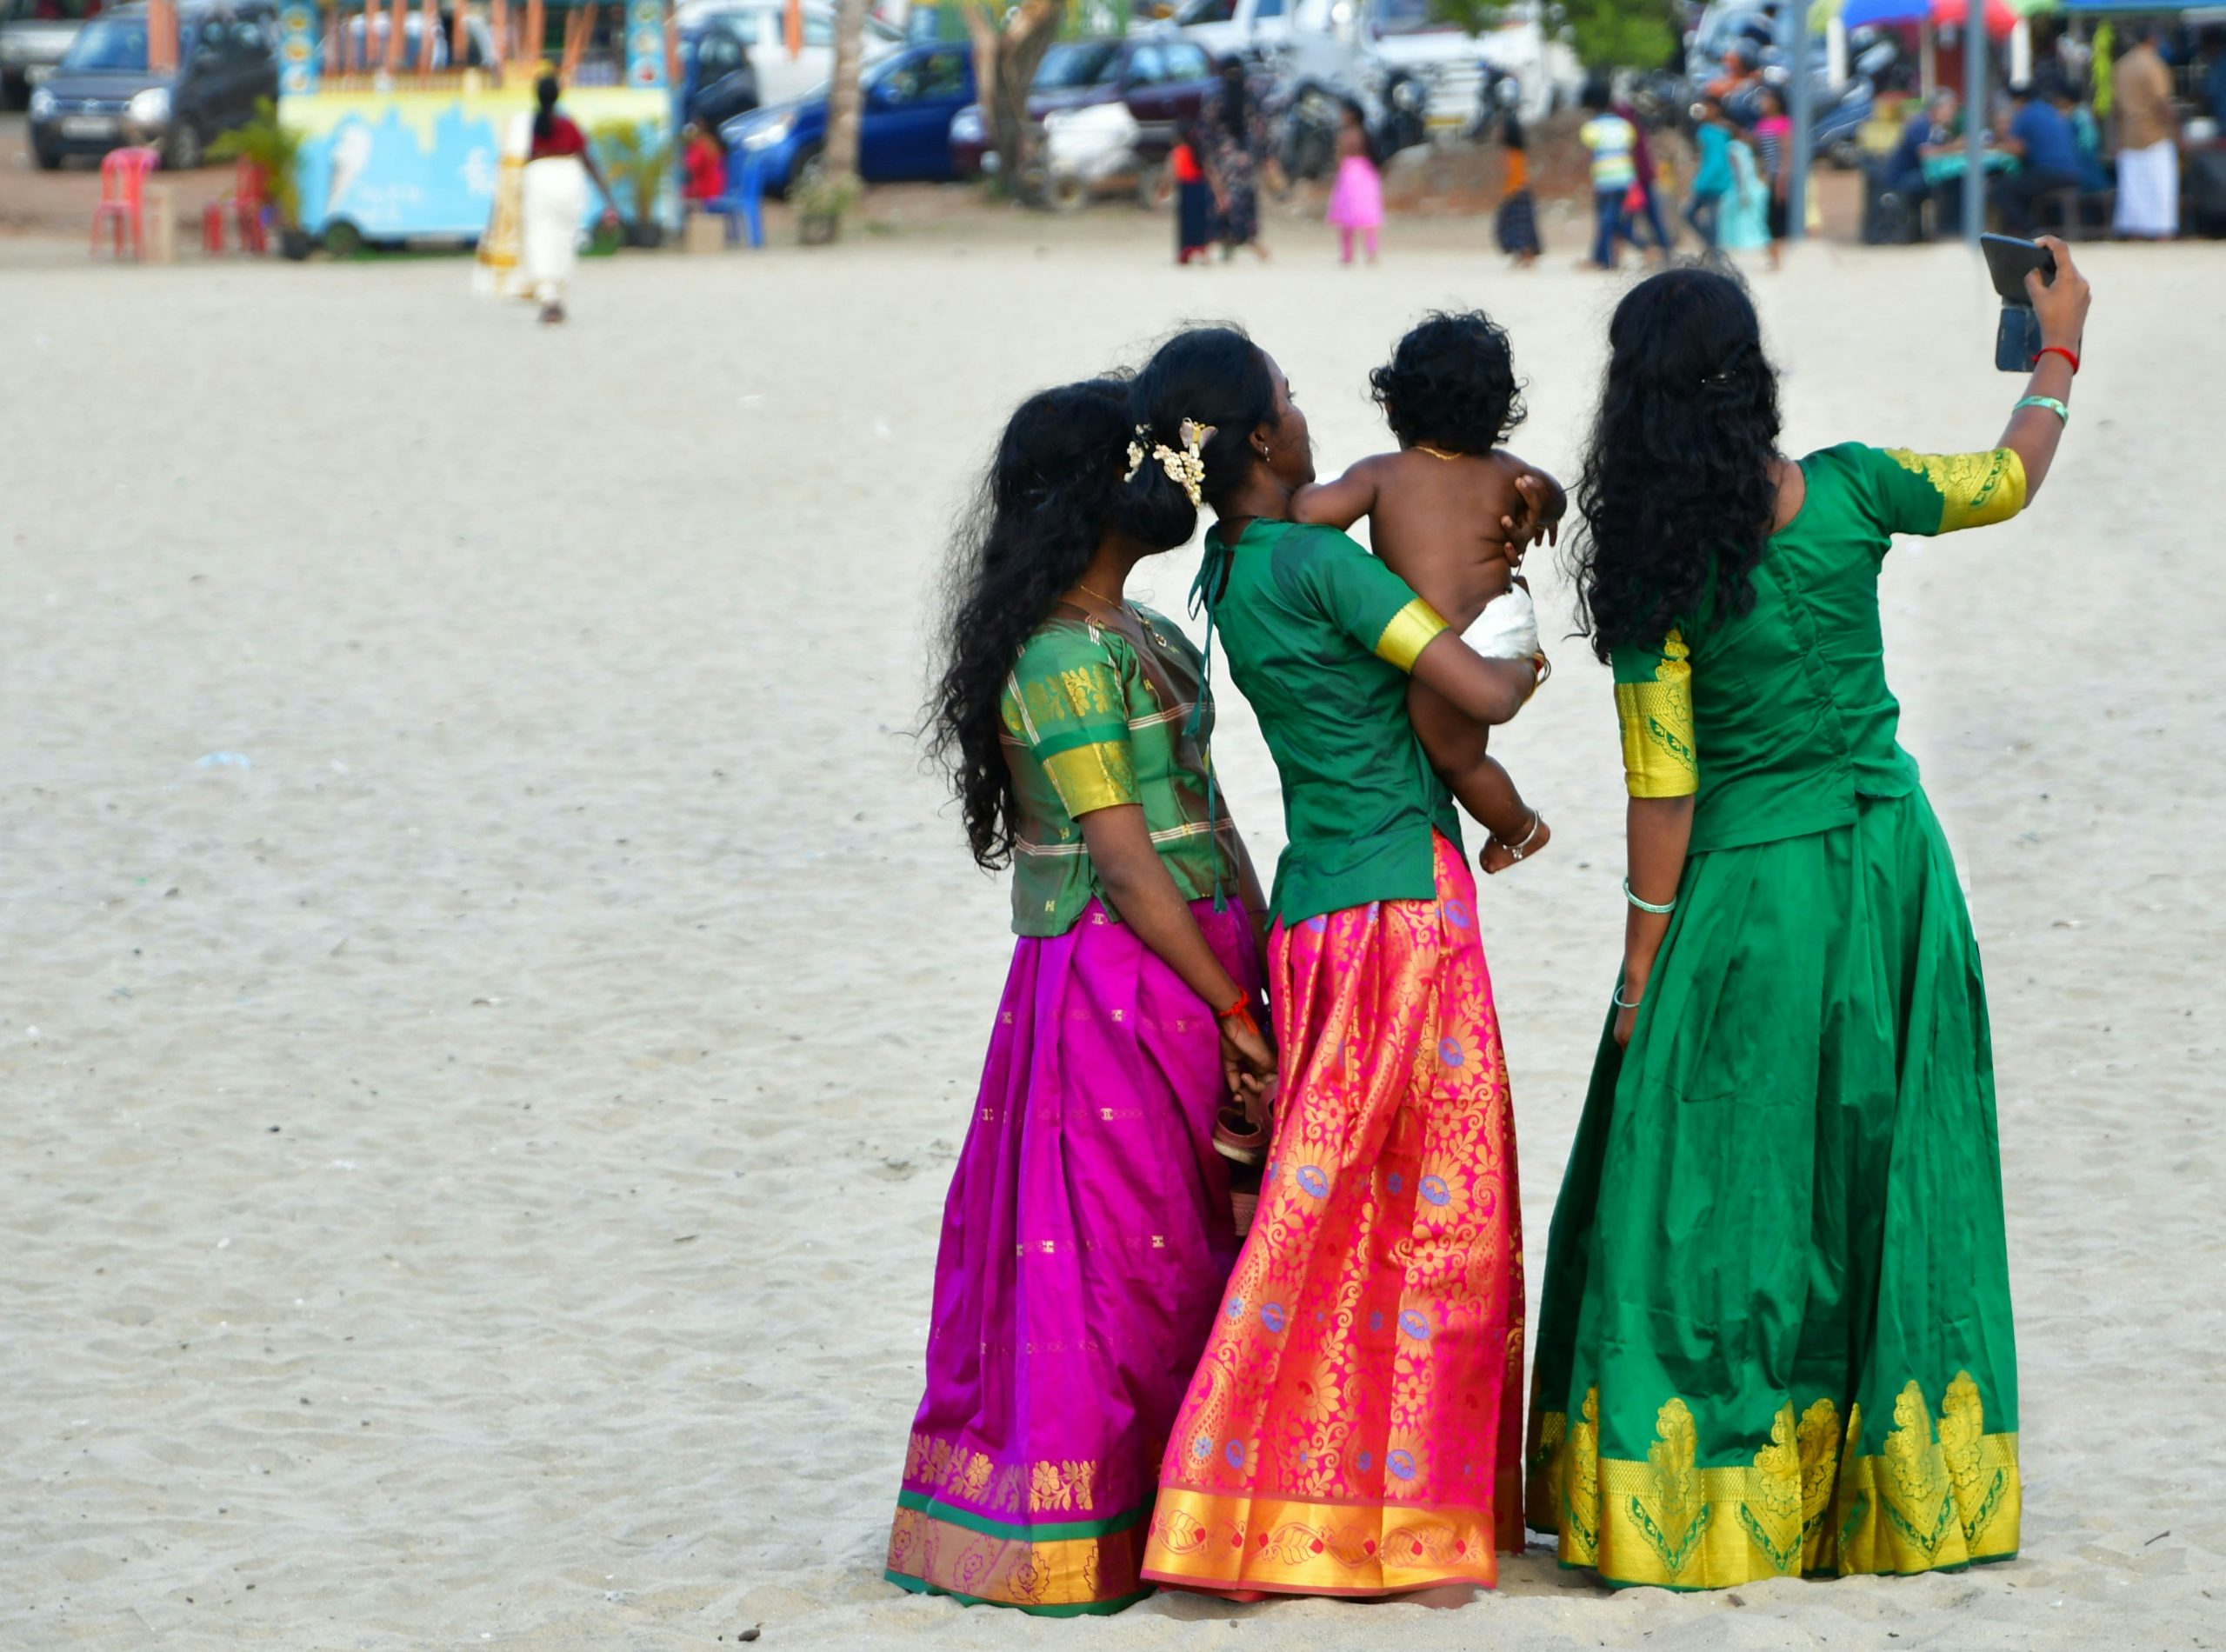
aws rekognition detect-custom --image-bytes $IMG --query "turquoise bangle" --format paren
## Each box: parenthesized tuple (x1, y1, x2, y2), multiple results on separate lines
(1623, 877, 1677, 916)
(2014, 395, 2069, 424)
(1613, 984, 1644, 1010)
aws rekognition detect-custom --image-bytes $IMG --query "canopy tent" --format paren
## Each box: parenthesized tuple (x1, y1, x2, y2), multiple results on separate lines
(1837, 0, 2030, 41)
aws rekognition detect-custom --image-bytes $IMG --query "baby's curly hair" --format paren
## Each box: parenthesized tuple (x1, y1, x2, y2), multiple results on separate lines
(1369, 310, 1526, 456)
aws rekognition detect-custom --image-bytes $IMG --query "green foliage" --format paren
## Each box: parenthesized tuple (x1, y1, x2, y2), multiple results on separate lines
(796, 170, 863, 221)
(1427, 0, 1505, 38)
(1556, 0, 1678, 71)
(590, 118, 673, 223)
(206, 98, 303, 228)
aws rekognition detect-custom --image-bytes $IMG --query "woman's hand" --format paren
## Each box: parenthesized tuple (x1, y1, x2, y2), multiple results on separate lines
(1219, 1012, 1275, 1108)
(1613, 998, 1638, 1050)
(2026, 235, 2091, 350)
(2001, 236, 2090, 503)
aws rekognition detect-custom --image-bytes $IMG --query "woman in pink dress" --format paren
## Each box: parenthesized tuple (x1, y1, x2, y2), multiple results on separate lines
(1324, 100, 1383, 265)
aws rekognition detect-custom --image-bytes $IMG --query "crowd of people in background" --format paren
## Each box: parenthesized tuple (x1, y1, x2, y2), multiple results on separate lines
(653, 19, 2226, 265)
(1876, 19, 2214, 243)
(1577, 74, 1790, 273)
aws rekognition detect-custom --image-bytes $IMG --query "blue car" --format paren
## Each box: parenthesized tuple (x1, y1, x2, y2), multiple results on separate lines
(720, 40, 975, 195)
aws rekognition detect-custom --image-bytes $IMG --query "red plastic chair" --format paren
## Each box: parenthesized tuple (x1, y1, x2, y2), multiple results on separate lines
(90, 146, 160, 261)
(203, 159, 268, 255)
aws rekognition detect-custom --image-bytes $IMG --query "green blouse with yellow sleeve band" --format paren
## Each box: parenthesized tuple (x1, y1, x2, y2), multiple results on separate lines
(1610, 443, 2028, 853)
(997, 607, 1235, 939)
(1193, 517, 1458, 925)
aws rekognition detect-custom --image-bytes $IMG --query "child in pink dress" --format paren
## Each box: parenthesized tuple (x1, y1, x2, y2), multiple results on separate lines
(1324, 99, 1383, 264)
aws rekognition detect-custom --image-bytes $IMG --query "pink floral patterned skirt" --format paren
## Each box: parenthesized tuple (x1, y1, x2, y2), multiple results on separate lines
(1141, 833, 1525, 1596)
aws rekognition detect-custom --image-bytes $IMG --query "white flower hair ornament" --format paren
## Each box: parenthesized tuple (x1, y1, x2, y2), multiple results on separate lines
(1123, 419, 1218, 509)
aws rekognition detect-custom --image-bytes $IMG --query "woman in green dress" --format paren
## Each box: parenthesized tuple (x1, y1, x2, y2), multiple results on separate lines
(1527, 248, 2092, 1588)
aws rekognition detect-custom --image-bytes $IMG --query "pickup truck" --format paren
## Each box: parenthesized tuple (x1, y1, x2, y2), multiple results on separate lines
(1164, 0, 1580, 129)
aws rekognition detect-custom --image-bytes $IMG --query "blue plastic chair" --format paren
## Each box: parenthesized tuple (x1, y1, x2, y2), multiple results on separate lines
(710, 150, 767, 249)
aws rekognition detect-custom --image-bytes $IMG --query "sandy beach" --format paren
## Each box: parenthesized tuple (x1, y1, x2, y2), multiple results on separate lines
(2, 218, 2221, 1651)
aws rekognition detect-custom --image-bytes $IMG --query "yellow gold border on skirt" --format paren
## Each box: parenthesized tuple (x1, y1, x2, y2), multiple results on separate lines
(1528, 1376, 2020, 1589)
(885, 1506, 1145, 1610)
(1142, 1489, 1503, 1595)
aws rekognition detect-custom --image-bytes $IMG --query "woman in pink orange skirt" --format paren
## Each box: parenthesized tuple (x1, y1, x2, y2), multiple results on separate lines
(1325, 100, 1384, 266)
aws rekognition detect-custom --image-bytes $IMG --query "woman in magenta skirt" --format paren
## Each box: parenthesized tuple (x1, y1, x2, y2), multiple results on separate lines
(885, 380, 1276, 1614)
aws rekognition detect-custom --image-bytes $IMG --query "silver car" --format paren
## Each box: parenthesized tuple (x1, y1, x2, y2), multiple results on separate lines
(1, 0, 102, 109)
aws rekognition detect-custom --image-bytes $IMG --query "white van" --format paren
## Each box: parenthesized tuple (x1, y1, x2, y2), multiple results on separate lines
(674, 0, 901, 106)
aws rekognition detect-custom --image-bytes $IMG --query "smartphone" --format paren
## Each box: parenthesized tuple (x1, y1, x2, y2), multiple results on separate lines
(1981, 233, 2058, 371)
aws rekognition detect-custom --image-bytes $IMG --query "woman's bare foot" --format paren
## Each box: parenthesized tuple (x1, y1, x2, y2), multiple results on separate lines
(1480, 810, 1550, 875)
(1398, 1583, 1478, 1609)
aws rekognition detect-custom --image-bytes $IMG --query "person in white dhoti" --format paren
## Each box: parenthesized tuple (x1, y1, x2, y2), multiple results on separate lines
(2112, 26, 2182, 239)
(521, 75, 623, 324)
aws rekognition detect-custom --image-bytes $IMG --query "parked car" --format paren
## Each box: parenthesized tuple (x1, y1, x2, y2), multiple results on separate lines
(679, 9, 758, 134)
(29, 0, 276, 170)
(949, 33, 1215, 178)
(720, 38, 974, 195)
(1, 0, 103, 110)
(676, 0, 899, 106)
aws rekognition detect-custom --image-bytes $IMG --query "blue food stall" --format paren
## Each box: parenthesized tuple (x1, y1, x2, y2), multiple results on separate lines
(275, 0, 677, 250)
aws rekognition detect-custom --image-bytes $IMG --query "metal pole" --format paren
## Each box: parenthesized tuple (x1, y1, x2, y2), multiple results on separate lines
(1789, 2, 1813, 244)
(1963, 3, 1987, 244)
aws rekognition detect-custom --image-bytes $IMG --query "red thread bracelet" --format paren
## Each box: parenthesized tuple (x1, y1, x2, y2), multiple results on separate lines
(2036, 344, 2080, 374)
(1216, 996, 1261, 1039)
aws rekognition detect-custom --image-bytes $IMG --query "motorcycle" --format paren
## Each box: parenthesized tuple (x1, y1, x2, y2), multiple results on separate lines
(1030, 102, 1148, 213)
(1265, 45, 1430, 185)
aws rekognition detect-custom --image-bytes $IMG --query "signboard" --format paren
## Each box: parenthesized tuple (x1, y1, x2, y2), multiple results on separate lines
(277, 0, 319, 96)
(283, 85, 673, 242)
(624, 0, 668, 89)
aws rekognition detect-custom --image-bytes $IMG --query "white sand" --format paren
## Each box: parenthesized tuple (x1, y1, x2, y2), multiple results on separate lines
(2, 222, 2220, 1651)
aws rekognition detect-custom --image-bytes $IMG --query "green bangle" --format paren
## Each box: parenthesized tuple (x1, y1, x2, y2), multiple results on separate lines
(1613, 984, 1644, 1010)
(1623, 877, 1677, 916)
(2014, 395, 2069, 424)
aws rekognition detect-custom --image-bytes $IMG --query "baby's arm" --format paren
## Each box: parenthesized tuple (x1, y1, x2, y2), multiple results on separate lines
(1290, 456, 1386, 531)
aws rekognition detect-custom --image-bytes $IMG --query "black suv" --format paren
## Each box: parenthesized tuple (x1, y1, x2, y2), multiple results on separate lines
(30, 0, 277, 170)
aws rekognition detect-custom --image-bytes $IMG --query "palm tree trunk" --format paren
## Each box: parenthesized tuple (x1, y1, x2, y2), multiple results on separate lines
(961, 0, 1063, 193)
(823, 0, 867, 186)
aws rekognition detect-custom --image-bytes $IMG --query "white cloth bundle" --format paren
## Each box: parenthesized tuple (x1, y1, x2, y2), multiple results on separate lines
(1463, 582, 1540, 661)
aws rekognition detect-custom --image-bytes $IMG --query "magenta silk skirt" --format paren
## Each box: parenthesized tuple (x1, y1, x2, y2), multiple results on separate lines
(885, 896, 1262, 1615)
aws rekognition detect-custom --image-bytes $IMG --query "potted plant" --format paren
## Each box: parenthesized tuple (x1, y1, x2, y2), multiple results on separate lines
(208, 97, 310, 259)
(590, 117, 674, 249)
(795, 172, 861, 245)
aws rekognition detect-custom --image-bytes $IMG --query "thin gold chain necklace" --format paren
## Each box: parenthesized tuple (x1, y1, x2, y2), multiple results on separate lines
(1414, 444, 1464, 463)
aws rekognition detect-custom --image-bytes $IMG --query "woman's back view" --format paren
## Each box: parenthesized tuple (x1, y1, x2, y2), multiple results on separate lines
(1529, 257, 2089, 1589)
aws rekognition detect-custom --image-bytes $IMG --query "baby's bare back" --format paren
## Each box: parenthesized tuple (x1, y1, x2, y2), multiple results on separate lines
(1365, 448, 1523, 630)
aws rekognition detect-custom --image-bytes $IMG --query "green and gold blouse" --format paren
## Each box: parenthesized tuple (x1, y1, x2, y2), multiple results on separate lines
(1615, 443, 2026, 852)
(998, 606, 1234, 937)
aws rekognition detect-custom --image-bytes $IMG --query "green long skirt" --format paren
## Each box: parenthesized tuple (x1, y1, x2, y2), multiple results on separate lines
(1526, 789, 2020, 1589)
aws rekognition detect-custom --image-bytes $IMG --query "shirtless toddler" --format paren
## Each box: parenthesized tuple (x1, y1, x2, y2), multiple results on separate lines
(1293, 310, 1564, 871)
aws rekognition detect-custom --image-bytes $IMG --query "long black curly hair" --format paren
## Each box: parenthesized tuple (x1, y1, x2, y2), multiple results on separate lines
(926, 379, 1196, 871)
(1370, 310, 1525, 456)
(1570, 267, 1783, 663)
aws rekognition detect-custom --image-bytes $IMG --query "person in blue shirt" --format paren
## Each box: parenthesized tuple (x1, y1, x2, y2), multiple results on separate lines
(2049, 82, 2111, 193)
(1884, 88, 1956, 199)
(1684, 94, 1735, 257)
(2207, 30, 2226, 121)
(1991, 79, 2085, 233)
